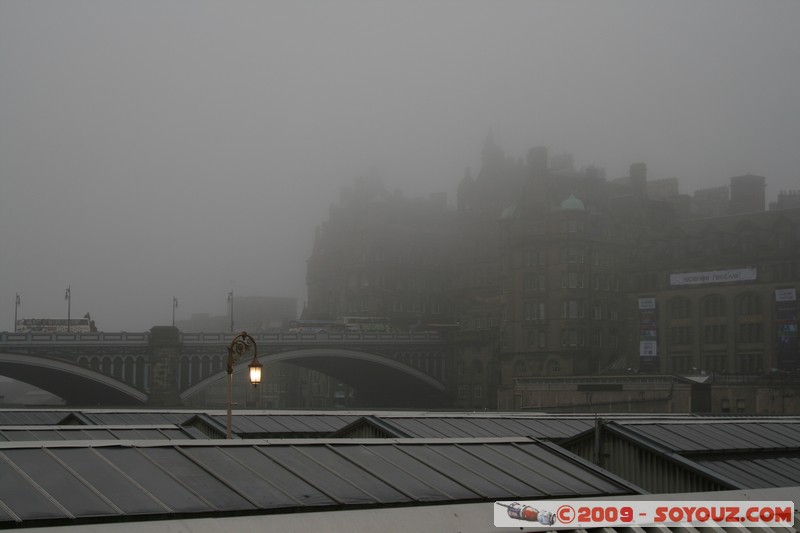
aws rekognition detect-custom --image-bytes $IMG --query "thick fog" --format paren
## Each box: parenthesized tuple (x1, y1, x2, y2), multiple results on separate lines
(2, 1, 799, 332)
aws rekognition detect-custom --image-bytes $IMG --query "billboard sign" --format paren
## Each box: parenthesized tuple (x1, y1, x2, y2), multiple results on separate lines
(669, 268, 757, 287)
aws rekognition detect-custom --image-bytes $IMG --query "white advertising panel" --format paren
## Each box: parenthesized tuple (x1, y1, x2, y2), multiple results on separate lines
(639, 340, 657, 356)
(638, 297, 656, 310)
(670, 268, 756, 286)
(776, 288, 797, 302)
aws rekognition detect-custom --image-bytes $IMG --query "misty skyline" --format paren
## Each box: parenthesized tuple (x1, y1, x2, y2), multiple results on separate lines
(2, 1, 799, 332)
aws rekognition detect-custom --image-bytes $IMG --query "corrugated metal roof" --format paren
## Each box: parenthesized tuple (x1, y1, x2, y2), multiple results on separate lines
(0, 410, 71, 425)
(561, 420, 800, 491)
(0, 438, 639, 528)
(11, 486, 799, 533)
(0, 425, 202, 441)
(333, 415, 595, 440)
(77, 411, 198, 426)
(216, 413, 360, 436)
(616, 420, 800, 453)
(696, 453, 800, 489)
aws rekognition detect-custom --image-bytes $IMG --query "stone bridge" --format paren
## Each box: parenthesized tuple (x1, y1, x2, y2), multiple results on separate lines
(0, 327, 451, 407)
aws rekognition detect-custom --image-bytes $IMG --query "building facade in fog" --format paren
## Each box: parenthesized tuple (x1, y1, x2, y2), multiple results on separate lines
(304, 138, 800, 412)
(304, 175, 456, 331)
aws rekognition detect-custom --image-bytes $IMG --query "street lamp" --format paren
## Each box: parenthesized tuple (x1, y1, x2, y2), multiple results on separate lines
(225, 331, 263, 439)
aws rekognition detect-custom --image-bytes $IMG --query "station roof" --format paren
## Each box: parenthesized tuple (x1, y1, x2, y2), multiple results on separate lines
(331, 414, 594, 439)
(0, 425, 206, 442)
(0, 437, 639, 529)
(613, 419, 800, 453)
(563, 418, 800, 490)
(5, 409, 798, 440)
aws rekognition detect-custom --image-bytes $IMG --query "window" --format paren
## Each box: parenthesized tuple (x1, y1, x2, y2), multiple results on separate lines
(565, 220, 581, 233)
(561, 247, 584, 264)
(524, 273, 546, 292)
(669, 297, 691, 319)
(458, 385, 469, 399)
(703, 324, 727, 344)
(527, 329, 547, 348)
(592, 302, 602, 320)
(471, 360, 483, 375)
(591, 329, 602, 347)
(473, 384, 483, 399)
(524, 301, 546, 321)
(524, 250, 546, 267)
(670, 326, 693, 345)
(737, 353, 760, 374)
(702, 295, 725, 317)
(737, 293, 761, 315)
(561, 300, 584, 319)
(609, 328, 619, 349)
(706, 353, 727, 373)
(560, 329, 584, 346)
(561, 272, 584, 289)
(513, 360, 527, 377)
(547, 359, 561, 373)
(738, 322, 763, 343)
(669, 354, 692, 374)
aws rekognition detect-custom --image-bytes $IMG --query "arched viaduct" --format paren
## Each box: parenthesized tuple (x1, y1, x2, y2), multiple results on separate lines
(0, 328, 451, 408)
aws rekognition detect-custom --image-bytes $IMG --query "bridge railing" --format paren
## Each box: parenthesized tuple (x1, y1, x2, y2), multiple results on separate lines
(0, 331, 150, 344)
(0, 330, 445, 345)
(179, 331, 444, 343)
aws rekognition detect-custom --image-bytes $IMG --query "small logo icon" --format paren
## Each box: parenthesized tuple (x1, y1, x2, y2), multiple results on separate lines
(497, 502, 557, 525)
(557, 504, 575, 524)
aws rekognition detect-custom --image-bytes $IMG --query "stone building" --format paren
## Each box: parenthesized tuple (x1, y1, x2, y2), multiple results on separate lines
(304, 175, 457, 331)
(626, 206, 800, 378)
(304, 138, 800, 412)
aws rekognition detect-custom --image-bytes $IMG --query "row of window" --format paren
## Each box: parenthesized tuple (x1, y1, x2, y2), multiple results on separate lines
(521, 248, 622, 267)
(669, 293, 764, 319)
(668, 353, 762, 374)
(457, 384, 483, 399)
(456, 360, 484, 376)
(523, 271, 621, 292)
(513, 359, 562, 377)
(522, 301, 621, 321)
(558, 328, 620, 347)
(668, 323, 765, 344)
(648, 229, 799, 261)
(347, 272, 445, 291)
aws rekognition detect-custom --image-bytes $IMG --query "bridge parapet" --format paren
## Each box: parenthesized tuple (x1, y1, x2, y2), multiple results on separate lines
(0, 329, 453, 408)
(0, 331, 444, 346)
(178, 331, 444, 344)
(0, 331, 149, 345)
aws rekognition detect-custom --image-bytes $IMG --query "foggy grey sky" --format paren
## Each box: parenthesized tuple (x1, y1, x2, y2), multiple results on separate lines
(2, 1, 799, 332)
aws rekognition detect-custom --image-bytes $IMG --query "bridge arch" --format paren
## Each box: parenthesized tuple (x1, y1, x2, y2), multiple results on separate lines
(0, 352, 146, 406)
(181, 348, 446, 408)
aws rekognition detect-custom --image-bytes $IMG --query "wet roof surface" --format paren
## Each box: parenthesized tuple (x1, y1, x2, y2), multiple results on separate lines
(378, 416, 593, 439)
(0, 438, 637, 528)
(615, 420, 800, 453)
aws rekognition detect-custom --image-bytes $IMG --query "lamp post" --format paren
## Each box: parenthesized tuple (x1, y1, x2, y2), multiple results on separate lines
(14, 294, 20, 332)
(225, 331, 263, 439)
(65, 286, 71, 332)
(228, 290, 234, 333)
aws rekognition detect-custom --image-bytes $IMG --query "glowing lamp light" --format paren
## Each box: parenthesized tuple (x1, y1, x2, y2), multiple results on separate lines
(248, 356, 263, 386)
